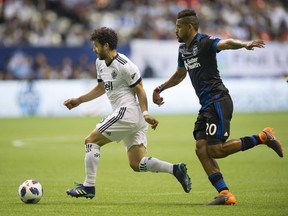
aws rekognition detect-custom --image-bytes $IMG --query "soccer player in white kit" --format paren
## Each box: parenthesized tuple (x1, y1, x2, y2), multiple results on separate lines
(64, 27, 191, 199)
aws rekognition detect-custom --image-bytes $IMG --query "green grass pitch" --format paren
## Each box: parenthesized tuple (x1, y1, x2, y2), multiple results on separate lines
(0, 112, 287, 216)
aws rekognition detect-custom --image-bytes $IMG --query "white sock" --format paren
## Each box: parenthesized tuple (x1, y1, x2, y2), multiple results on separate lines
(83, 143, 100, 187)
(139, 157, 173, 174)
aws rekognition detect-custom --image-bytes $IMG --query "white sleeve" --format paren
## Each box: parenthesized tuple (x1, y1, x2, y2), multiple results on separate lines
(123, 62, 141, 87)
(95, 59, 102, 81)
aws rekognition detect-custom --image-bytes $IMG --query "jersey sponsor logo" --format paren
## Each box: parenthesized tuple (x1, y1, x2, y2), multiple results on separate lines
(184, 57, 201, 70)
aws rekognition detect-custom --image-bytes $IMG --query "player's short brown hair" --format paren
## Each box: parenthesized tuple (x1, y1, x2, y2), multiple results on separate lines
(90, 27, 118, 50)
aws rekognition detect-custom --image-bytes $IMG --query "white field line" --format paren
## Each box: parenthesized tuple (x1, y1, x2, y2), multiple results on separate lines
(11, 135, 81, 147)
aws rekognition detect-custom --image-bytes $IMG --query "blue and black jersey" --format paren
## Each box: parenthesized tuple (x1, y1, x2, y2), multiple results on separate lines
(178, 33, 229, 110)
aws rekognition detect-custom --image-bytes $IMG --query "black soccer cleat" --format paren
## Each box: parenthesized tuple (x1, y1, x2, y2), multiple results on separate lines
(173, 163, 192, 193)
(66, 183, 95, 199)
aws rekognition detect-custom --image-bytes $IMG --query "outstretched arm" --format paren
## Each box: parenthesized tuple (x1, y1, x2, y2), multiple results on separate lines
(64, 82, 105, 110)
(216, 39, 265, 51)
(153, 67, 187, 106)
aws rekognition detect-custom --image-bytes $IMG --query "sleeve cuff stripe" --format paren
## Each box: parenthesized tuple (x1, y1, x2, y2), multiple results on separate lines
(130, 77, 142, 88)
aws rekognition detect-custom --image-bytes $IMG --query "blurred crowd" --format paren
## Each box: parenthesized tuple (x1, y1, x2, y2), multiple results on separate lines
(1, 0, 288, 46)
(1, 51, 97, 80)
(0, 0, 288, 80)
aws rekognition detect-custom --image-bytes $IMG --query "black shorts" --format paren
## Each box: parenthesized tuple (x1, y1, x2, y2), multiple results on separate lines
(193, 95, 233, 145)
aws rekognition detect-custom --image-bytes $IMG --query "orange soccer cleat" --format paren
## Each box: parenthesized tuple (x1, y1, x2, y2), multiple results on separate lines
(207, 190, 236, 205)
(259, 127, 284, 158)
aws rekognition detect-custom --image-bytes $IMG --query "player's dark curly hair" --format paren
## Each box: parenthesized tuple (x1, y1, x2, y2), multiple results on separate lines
(90, 27, 118, 50)
(177, 9, 199, 31)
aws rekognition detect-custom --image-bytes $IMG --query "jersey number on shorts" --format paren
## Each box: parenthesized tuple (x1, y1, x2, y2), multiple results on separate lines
(206, 123, 217, 136)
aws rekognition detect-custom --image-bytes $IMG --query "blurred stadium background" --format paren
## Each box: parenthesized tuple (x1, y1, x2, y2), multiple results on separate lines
(1, 3, 287, 215)
(0, 0, 287, 117)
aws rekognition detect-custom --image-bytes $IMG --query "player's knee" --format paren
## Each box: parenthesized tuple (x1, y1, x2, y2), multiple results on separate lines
(128, 157, 141, 172)
(84, 133, 107, 145)
(195, 140, 207, 158)
(84, 135, 92, 144)
(195, 145, 204, 158)
(207, 145, 224, 158)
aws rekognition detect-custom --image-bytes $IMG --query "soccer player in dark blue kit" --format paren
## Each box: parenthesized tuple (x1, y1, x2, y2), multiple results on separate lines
(153, 9, 284, 205)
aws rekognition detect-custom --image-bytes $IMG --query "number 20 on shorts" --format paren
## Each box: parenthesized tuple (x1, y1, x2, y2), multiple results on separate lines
(206, 123, 217, 136)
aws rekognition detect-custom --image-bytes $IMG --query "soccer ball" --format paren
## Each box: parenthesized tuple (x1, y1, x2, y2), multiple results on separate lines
(18, 180, 43, 204)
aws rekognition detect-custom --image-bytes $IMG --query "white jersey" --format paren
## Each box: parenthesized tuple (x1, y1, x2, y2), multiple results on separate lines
(95, 53, 141, 111)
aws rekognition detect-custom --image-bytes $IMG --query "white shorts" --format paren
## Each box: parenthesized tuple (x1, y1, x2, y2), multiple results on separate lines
(96, 105, 148, 151)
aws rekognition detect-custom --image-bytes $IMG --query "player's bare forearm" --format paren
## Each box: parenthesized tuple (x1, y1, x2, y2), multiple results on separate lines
(136, 89, 148, 113)
(153, 67, 186, 106)
(133, 82, 158, 129)
(217, 39, 265, 51)
(132, 81, 149, 112)
(79, 83, 105, 103)
(64, 83, 105, 110)
(161, 68, 187, 90)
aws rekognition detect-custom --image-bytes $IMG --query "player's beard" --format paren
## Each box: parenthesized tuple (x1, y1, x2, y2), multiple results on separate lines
(178, 37, 184, 43)
(176, 34, 184, 43)
(97, 52, 106, 60)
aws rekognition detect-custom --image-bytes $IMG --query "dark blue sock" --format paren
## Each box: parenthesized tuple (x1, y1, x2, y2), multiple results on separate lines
(208, 172, 228, 193)
(241, 135, 262, 151)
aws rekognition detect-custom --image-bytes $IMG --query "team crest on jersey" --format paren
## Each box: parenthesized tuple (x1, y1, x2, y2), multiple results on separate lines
(192, 45, 198, 56)
(111, 70, 117, 79)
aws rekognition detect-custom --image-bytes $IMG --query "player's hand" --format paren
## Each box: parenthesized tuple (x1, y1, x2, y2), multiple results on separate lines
(64, 98, 81, 110)
(152, 91, 164, 106)
(144, 115, 159, 130)
(245, 39, 265, 50)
